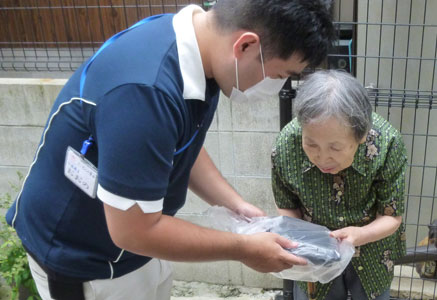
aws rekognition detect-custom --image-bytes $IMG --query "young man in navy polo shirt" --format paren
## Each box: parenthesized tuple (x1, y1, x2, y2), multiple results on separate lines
(6, 0, 336, 299)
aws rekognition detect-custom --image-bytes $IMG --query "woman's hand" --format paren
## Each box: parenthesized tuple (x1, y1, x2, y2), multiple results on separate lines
(234, 201, 266, 218)
(331, 215, 402, 247)
(330, 226, 365, 246)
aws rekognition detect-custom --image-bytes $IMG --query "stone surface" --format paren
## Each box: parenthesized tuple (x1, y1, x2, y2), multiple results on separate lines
(0, 126, 44, 166)
(0, 167, 27, 200)
(391, 265, 437, 300)
(229, 95, 280, 133)
(0, 79, 61, 123)
(0, 279, 280, 300)
(234, 177, 277, 216)
(171, 281, 279, 300)
(232, 132, 277, 176)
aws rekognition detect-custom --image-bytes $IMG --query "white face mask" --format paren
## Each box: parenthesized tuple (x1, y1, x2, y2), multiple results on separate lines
(229, 45, 287, 104)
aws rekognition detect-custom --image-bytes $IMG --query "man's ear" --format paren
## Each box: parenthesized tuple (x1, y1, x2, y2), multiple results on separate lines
(232, 32, 260, 60)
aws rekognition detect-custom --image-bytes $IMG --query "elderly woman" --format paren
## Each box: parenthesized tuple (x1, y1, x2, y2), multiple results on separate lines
(271, 70, 407, 300)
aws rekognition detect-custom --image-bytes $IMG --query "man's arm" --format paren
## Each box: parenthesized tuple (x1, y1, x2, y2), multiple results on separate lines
(188, 147, 265, 217)
(104, 203, 307, 273)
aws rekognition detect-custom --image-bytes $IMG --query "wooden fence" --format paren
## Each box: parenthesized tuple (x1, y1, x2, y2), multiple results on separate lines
(0, 0, 205, 48)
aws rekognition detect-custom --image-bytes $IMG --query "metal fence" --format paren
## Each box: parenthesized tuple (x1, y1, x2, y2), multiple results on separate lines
(280, 1, 437, 299)
(0, 0, 215, 72)
(1, 0, 437, 299)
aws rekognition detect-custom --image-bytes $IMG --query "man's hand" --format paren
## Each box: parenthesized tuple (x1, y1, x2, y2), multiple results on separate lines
(104, 203, 306, 273)
(240, 232, 307, 273)
(330, 226, 365, 246)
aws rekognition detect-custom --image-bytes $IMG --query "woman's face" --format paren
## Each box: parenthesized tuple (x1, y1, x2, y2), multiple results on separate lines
(302, 117, 365, 174)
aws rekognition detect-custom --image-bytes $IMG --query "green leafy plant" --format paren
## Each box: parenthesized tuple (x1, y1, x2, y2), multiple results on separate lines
(0, 173, 41, 300)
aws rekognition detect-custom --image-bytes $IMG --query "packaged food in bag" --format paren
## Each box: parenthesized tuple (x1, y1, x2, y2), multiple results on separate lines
(206, 206, 355, 283)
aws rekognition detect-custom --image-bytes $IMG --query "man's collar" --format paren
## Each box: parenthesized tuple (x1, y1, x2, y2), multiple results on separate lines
(173, 5, 207, 101)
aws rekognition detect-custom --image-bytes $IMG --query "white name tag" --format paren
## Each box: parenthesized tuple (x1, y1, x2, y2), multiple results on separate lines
(64, 146, 98, 198)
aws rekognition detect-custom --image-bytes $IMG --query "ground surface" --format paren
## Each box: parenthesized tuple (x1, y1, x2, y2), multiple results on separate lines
(0, 280, 279, 300)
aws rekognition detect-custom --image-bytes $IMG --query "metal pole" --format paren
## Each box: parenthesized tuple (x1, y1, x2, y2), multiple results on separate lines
(279, 78, 295, 130)
(276, 78, 296, 300)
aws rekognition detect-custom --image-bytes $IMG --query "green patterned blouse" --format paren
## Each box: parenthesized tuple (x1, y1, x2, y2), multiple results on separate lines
(271, 113, 407, 300)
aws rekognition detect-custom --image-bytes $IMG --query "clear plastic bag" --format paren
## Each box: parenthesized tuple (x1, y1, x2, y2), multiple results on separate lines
(206, 206, 355, 283)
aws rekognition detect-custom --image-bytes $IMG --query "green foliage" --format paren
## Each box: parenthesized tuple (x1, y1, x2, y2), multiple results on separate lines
(0, 173, 41, 300)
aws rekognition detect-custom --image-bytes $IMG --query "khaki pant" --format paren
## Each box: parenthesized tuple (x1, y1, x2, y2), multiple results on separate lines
(28, 254, 173, 300)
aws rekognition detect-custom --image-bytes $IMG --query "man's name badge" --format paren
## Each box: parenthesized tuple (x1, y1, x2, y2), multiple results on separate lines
(64, 146, 98, 198)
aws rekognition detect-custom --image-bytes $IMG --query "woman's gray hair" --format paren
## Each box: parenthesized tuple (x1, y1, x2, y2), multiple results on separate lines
(294, 70, 372, 141)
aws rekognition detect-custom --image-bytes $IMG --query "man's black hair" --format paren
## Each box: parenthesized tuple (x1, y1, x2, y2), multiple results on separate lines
(212, 0, 336, 66)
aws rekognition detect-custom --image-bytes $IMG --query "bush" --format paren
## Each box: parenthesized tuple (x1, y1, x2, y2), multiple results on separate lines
(0, 173, 41, 300)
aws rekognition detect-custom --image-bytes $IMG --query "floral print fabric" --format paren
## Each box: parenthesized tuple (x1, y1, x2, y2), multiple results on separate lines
(271, 113, 407, 300)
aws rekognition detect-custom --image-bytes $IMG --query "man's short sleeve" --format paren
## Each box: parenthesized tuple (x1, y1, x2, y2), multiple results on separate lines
(94, 84, 182, 211)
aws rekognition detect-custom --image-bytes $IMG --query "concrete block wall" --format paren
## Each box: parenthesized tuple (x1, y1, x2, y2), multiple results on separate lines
(0, 79, 65, 200)
(174, 94, 282, 288)
(0, 78, 283, 288)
